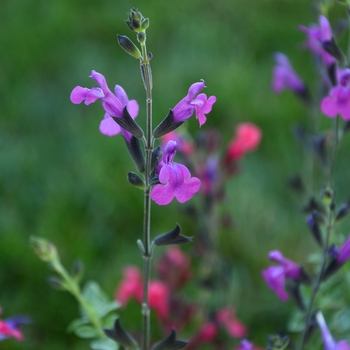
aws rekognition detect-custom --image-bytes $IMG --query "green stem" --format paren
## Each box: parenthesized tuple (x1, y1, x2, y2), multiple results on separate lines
(52, 260, 105, 339)
(298, 117, 339, 350)
(297, 210, 333, 350)
(140, 39, 153, 350)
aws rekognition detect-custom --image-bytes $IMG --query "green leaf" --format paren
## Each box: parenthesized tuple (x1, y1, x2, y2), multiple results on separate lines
(81, 281, 120, 318)
(66, 318, 89, 333)
(90, 338, 119, 350)
(102, 313, 119, 328)
(334, 309, 350, 332)
(287, 310, 304, 332)
(74, 324, 98, 339)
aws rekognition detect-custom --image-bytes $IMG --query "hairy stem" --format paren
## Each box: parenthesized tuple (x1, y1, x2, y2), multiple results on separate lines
(140, 39, 153, 350)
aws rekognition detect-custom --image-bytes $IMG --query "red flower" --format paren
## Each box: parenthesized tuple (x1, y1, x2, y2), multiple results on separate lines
(216, 307, 248, 338)
(225, 123, 262, 163)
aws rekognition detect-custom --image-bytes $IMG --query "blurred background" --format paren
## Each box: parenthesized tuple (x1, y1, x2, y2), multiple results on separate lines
(2, 0, 350, 349)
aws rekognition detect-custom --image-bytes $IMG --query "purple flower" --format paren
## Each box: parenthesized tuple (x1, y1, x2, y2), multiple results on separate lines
(299, 15, 335, 66)
(0, 311, 31, 341)
(151, 140, 201, 205)
(316, 311, 350, 350)
(272, 53, 305, 94)
(172, 81, 216, 127)
(262, 250, 301, 301)
(236, 339, 254, 350)
(337, 234, 350, 264)
(321, 69, 350, 120)
(70, 71, 139, 139)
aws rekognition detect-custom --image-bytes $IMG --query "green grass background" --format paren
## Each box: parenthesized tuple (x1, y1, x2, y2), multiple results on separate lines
(2, 0, 350, 349)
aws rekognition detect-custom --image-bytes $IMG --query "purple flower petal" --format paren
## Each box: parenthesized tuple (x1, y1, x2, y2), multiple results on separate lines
(151, 141, 201, 205)
(99, 114, 122, 137)
(70, 87, 90, 104)
(321, 97, 339, 118)
(262, 266, 288, 301)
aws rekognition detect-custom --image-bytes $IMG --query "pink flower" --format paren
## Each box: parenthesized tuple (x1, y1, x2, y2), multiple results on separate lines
(155, 247, 192, 290)
(0, 308, 30, 342)
(272, 53, 305, 94)
(321, 69, 350, 120)
(172, 81, 216, 127)
(186, 322, 218, 349)
(316, 311, 350, 350)
(148, 281, 170, 320)
(70, 70, 139, 139)
(216, 307, 248, 338)
(151, 140, 201, 205)
(115, 266, 143, 305)
(114, 266, 170, 320)
(262, 250, 301, 301)
(299, 15, 335, 66)
(225, 123, 262, 162)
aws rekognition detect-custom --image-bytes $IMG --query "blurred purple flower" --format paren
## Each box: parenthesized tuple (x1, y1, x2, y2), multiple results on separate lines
(321, 68, 350, 120)
(172, 81, 216, 127)
(272, 53, 305, 94)
(0, 311, 31, 341)
(151, 140, 201, 205)
(236, 339, 254, 350)
(337, 234, 350, 264)
(299, 15, 335, 66)
(262, 250, 301, 301)
(70, 70, 139, 139)
(316, 311, 350, 350)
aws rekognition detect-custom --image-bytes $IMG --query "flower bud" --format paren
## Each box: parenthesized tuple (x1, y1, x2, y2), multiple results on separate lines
(141, 18, 150, 30)
(151, 329, 188, 350)
(154, 224, 193, 246)
(117, 35, 141, 59)
(47, 276, 67, 291)
(335, 203, 350, 222)
(105, 318, 139, 349)
(137, 32, 146, 44)
(127, 172, 145, 189)
(306, 214, 323, 247)
(322, 38, 347, 64)
(71, 260, 84, 283)
(321, 186, 334, 207)
(126, 8, 145, 33)
(30, 236, 58, 262)
(126, 136, 145, 173)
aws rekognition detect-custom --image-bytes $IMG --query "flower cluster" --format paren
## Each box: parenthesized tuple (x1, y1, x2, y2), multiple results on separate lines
(71, 72, 216, 206)
(114, 247, 261, 348)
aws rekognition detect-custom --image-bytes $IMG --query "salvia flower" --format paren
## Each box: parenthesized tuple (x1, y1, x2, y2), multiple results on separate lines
(70, 70, 139, 139)
(236, 339, 264, 350)
(155, 247, 192, 291)
(172, 81, 216, 127)
(299, 15, 335, 67)
(336, 234, 350, 264)
(272, 53, 305, 94)
(225, 122, 262, 162)
(321, 68, 350, 120)
(262, 250, 302, 301)
(115, 265, 170, 320)
(216, 307, 248, 338)
(0, 309, 30, 341)
(151, 140, 201, 205)
(316, 311, 350, 350)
